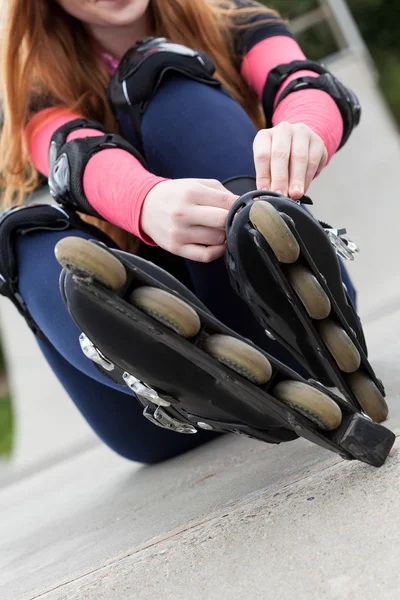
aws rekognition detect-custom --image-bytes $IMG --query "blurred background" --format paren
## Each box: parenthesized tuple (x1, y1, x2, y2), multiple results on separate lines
(1, 0, 400, 475)
(269, 0, 400, 125)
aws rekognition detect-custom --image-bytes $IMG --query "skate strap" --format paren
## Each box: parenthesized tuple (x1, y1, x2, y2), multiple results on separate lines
(0, 203, 114, 341)
(0, 204, 76, 340)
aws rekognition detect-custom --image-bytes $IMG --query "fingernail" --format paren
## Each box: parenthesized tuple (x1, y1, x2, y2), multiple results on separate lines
(292, 186, 301, 194)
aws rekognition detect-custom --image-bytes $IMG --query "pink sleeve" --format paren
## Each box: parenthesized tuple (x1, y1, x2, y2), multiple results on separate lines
(26, 109, 166, 244)
(83, 150, 164, 245)
(241, 36, 343, 161)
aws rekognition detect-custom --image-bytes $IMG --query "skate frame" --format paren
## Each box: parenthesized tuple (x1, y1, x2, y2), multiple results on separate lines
(63, 247, 395, 468)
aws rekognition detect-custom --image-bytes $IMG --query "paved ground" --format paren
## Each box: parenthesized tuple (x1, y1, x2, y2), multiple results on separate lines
(1, 305, 400, 600)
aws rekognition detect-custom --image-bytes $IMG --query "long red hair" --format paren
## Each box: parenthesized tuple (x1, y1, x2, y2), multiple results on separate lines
(0, 0, 275, 248)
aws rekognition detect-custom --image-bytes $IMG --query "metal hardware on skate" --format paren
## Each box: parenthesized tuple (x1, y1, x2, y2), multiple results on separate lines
(122, 372, 171, 407)
(264, 329, 276, 340)
(324, 227, 359, 261)
(197, 421, 214, 431)
(79, 333, 115, 371)
(143, 406, 197, 434)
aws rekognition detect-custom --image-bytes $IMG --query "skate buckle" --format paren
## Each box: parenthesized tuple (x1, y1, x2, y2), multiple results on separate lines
(143, 405, 197, 434)
(197, 421, 214, 431)
(264, 328, 276, 341)
(79, 333, 115, 372)
(122, 372, 171, 407)
(324, 227, 359, 261)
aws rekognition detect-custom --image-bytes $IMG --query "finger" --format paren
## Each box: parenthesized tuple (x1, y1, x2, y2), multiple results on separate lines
(288, 131, 310, 199)
(270, 126, 292, 196)
(253, 129, 272, 190)
(180, 243, 226, 263)
(195, 186, 237, 210)
(186, 205, 229, 229)
(185, 226, 226, 246)
(304, 138, 328, 192)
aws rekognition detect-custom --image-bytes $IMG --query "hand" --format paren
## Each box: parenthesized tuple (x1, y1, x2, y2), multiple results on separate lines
(253, 122, 328, 199)
(140, 179, 237, 262)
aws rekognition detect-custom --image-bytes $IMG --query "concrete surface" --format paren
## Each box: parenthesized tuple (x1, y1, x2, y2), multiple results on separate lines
(38, 450, 400, 600)
(2, 34, 400, 600)
(1, 306, 400, 600)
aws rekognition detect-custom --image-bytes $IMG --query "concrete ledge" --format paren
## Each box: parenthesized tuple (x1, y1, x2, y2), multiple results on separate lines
(38, 444, 400, 600)
(2, 306, 400, 600)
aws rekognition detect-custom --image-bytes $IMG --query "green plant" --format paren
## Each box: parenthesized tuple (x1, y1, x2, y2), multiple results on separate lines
(0, 394, 13, 457)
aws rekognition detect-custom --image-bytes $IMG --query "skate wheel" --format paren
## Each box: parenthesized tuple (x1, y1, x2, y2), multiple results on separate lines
(55, 237, 127, 290)
(318, 319, 361, 373)
(286, 264, 331, 320)
(249, 200, 300, 264)
(203, 334, 272, 384)
(347, 372, 388, 423)
(130, 286, 201, 338)
(273, 380, 342, 430)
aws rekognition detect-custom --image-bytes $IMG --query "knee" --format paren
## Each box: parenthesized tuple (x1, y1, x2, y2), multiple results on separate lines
(144, 77, 255, 141)
(142, 78, 257, 179)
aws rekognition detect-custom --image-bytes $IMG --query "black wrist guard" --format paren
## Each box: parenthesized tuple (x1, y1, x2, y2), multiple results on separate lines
(262, 60, 361, 149)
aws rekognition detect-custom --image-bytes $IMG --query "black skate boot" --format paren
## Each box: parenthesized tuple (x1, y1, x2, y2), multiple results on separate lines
(224, 182, 388, 425)
(55, 236, 394, 467)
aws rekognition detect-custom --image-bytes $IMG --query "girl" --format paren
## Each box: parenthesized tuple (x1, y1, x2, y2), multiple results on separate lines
(0, 0, 372, 463)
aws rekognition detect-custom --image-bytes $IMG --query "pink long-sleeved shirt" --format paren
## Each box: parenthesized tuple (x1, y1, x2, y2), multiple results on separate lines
(27, 4, 343, 243)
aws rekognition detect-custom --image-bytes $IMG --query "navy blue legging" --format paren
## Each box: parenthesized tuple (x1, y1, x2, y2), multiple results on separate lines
(16, 78, 356, 463)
